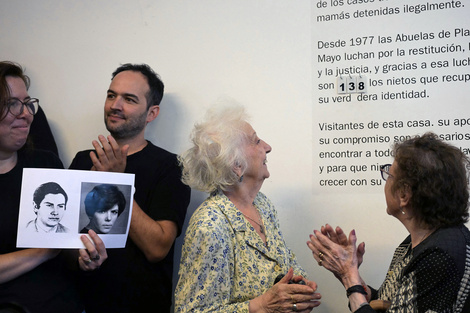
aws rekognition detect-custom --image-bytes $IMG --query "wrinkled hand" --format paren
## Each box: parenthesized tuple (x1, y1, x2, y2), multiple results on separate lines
(250, 268, 321, 313)
(321, 224, 365, 268)
(78, 230, 108, 271)
(89, 135, 129, 172)
(307, 229, 360, 286)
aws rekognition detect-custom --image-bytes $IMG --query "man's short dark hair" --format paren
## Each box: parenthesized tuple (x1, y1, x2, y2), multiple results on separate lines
(84, 184, 126, 218)
(112, 63, 164, 109)
(0, 61, 30, 120)
(33, 182, 68, 209)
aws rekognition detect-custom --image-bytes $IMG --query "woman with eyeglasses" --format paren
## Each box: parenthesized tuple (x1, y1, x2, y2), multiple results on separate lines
(0, 61, 106, 312)
(307, 132, 470, 312)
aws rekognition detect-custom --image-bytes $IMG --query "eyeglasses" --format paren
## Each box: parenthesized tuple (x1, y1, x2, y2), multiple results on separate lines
(380, 164, 393, 181)
(7, 98, 39, 116)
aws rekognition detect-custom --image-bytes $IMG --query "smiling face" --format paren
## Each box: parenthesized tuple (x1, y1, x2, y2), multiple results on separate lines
(241, 123, 272, 183)
(104, 70, 158, 140)
(0, 76, 33, 154)
(89, 204, 119, 234)
(34, 193, 66, 231)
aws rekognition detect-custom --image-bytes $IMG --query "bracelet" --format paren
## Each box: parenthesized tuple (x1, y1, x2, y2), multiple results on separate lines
(346, 284, 367, 297)
(354, 302, 369, 312)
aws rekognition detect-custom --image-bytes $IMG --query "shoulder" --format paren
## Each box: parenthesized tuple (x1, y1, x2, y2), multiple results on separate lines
(425, 225, 469, 254)
(19, 149, 64, 169)
(187, 195, 232, 234)
(138, 142, 177, 163)
(411, 225, 470, 274)
(69, 149, 94, 170)
(129, 142, 180, 174)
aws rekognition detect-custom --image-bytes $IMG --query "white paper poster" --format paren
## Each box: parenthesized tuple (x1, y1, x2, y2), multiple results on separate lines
(17, 169, 135, 249)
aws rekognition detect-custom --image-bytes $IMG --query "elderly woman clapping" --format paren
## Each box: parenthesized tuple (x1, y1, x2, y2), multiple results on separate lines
(308, 132, 470, 312)
(175, 104, 321, 312)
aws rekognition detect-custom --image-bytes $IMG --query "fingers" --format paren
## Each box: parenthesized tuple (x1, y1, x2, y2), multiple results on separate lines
(289, 290, 322, 312)
(357, 242, 366, 257)
(78, 229, 107, 271)
(281, 268, 294, 283)
(89, 135, 128, 172)
(348, 229, 358, 247)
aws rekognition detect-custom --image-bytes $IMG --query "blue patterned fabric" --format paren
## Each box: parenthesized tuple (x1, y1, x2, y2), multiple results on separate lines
(175, 190, 306, 312)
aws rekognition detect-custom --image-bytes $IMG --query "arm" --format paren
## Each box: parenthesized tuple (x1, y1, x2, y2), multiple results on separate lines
(0, 249, 60, 284)
(128, 199, 177, 262)
(174, 210, 247, 313)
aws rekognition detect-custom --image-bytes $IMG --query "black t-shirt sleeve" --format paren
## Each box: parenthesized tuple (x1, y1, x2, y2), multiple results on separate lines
(140, 155, 190, 236)
(69, 150, 93, 170)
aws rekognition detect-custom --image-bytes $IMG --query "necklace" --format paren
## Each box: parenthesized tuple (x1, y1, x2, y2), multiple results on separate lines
(242, 210, 265, 235)
(413, 229, 434, 247)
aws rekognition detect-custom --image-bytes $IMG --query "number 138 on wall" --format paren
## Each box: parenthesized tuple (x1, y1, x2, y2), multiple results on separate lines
(337, 75, 367, 94)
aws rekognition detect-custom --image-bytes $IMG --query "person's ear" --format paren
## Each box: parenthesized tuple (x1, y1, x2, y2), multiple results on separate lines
(398, 184, 412, 208)
(146, 105, 160, 124)
(33, 203, 39, 214)
(233, 164, 243, 181)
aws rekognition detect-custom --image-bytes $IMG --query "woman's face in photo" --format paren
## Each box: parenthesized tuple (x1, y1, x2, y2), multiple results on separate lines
(89, 204, 119, 234)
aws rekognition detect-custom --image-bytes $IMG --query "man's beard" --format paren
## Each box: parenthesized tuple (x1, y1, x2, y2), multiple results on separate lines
(105, 110, 147, 140)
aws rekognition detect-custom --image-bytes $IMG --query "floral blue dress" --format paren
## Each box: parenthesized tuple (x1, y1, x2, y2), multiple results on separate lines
(175, 190, 307, 312)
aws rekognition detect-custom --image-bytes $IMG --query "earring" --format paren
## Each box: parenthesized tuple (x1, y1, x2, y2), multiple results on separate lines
(239, 175, 244, 183)
(400, 207, 405, 215)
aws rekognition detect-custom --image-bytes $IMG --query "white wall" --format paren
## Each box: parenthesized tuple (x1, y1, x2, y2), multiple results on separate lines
(1, 1, 466, 312)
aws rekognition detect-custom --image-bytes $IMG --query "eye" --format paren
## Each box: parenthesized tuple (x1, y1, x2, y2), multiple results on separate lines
(125, 97, 137, 103)
(107, 94, 116, 100)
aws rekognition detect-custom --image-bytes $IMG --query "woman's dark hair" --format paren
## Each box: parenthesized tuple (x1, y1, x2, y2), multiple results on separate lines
(0, 61, 30, 120)
(392, 132, 469, 228)
(84, 184, 126, 217)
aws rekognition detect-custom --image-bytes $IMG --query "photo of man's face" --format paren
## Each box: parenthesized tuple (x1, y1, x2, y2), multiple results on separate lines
(34, 193, 67, 230)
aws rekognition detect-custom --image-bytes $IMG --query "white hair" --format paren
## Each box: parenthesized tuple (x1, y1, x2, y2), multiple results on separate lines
(179, 102, 250, 193)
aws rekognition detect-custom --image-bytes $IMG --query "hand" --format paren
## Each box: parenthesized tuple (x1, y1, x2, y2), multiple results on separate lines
(321, 224, 365, 268)
(307, 229, 361, 287)
(250, 268, 321, 313)
(78, 229, 108, 271)
(89, 135, 129, 172)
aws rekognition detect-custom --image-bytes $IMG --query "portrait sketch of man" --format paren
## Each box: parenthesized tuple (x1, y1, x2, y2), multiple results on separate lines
(17, 168, 134, 249)
(26, 182, 70, 233)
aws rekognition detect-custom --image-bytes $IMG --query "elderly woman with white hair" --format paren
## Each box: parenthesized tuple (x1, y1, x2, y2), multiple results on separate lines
(175, 104, 321, 313)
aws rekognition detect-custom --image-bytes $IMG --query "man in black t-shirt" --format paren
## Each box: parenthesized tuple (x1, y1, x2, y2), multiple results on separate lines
(70, 63, 190, 313)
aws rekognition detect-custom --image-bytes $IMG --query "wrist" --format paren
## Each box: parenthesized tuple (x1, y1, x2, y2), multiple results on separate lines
(346, 284, 368, 298)
(340, 271, 362, 289)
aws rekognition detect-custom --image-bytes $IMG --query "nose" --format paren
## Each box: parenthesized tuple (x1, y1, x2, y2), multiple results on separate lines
(264, 141, 272, 154)
(109, 97, 123, 110)
(16, 103, 30, 118)
(105, 211, 112, 221)
(50, 207, 59, 216)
